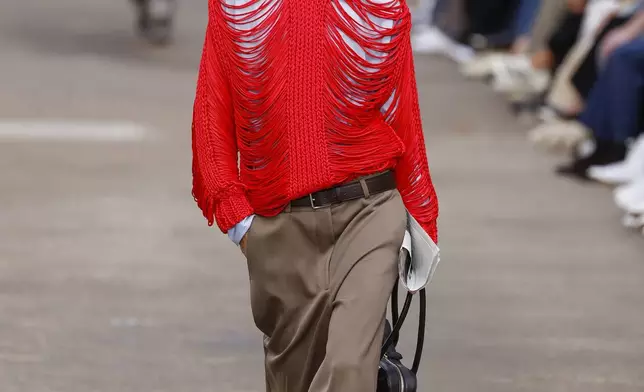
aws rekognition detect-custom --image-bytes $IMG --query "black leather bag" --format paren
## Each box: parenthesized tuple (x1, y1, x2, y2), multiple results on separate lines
(377, 281, 427, 392)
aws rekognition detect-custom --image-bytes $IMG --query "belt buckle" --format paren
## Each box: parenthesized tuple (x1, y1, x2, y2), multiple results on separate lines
(309, 194, 325, 210)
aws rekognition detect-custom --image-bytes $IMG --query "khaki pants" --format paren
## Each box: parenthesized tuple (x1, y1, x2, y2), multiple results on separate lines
(529, 0, 567, 52)
(244, 189, 406, 392)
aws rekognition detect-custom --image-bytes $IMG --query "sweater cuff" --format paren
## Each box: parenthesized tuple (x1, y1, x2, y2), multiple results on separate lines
(212, 192, 255, 233)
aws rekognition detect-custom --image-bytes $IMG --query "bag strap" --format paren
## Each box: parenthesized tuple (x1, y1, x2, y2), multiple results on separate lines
(381, 289, 413, 356)
(390, 280, 400, 346)
(381, 283, 427, 375)
(411, 288, 426, 374)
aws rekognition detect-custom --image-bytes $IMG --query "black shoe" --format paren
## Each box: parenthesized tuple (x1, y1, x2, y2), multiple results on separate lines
(556, 139, 627, 180)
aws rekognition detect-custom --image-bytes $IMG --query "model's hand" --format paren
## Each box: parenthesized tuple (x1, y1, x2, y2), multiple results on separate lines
(600, 26, 635, 61)
(567, 0, 587, 14)
(240, 233, 248, 256)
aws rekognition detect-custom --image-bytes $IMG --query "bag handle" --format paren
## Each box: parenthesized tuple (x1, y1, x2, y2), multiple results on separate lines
(381, 282, 427, 375)
(412, 288, 426, 374)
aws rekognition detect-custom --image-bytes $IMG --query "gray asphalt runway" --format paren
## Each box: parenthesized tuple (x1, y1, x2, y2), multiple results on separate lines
(1, 1, 643, 391)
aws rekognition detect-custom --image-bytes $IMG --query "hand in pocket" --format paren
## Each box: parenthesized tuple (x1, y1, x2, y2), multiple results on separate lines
(240, 233, 249, 256)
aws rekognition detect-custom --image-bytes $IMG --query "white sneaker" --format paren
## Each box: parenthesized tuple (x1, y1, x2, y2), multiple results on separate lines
(614, 177, 644, 211)
(588, 161, 633, 184)
(413, 23, 433, 35)
(443, 42, 475, 64)
(528, 121, 591, 153)
(527, 69, 551, 94)
(622, 187, 644, 215)
(412, 27, 476, 64)
(490, 55, 551, 96)
(490, 56, 527, 93)
(621, 213, 644, 229)
(460, 53, 502, 79)
(588, 136, 644, 184)
(537, 106, 560, 123)
(625, 197, 644, 215)
(412, 28, 446, 54)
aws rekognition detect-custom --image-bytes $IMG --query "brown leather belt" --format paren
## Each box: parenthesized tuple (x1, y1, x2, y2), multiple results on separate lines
(291, 171, 396, 209)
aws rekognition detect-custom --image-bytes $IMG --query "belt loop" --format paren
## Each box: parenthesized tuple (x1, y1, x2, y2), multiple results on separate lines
(285, 202, 292, 213)
(359, 179, 371, 198)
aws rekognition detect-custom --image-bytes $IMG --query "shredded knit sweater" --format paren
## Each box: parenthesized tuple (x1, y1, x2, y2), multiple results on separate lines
(192, 0, 439, 242)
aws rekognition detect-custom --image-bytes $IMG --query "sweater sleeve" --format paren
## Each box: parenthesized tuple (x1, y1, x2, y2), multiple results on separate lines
(192, 8, 254, 233)
(390, 38, 439, 243)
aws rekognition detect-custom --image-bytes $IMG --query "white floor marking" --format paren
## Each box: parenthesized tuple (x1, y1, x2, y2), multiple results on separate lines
(0, 120, 152, 142)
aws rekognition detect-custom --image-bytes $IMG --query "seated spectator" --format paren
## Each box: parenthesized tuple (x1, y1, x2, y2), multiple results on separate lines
(529, 9, 644, 179)
(571, 2, 640, 101)
(417, 0, 544, 73)
(427, 0, 644, 232)
(543, 0, 622, 119)
(459, 0, 569, 97)
(500, 0, 620, 108)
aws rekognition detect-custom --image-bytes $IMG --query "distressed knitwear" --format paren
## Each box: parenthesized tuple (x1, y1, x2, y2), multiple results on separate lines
(191, 0, 439, 242)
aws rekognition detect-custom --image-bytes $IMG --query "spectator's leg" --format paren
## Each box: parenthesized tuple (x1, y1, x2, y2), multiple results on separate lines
(572, 16, 631, 99)
(578, 38, 644, 143)
(529, 0, 568, 52)
(545, 1, 620, 114)
(513, 0, 545, 41)
(546, 30, 596, 115)
(601, 37, 644, 143)
(557, 38, 644, 179)
(547, 12, 584, 72)
(554, 46, 637, 178)
(577, 70, 611, 142)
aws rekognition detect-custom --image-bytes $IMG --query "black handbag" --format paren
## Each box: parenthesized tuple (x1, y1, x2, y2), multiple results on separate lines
(377, 280, 427, 392)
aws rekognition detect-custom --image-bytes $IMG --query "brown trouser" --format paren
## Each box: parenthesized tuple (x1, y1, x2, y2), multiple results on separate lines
(529, 0, 567, 52)
(244, 189, 406, 392)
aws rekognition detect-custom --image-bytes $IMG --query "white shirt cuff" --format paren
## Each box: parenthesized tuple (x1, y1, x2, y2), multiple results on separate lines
(227, 215, 255, 245)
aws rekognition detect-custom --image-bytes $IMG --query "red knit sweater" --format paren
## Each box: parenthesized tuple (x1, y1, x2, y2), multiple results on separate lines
(192, 0, 438, 242)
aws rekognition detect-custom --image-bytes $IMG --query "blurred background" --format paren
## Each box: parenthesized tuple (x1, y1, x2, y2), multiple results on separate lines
(1, 0, 644, 391)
